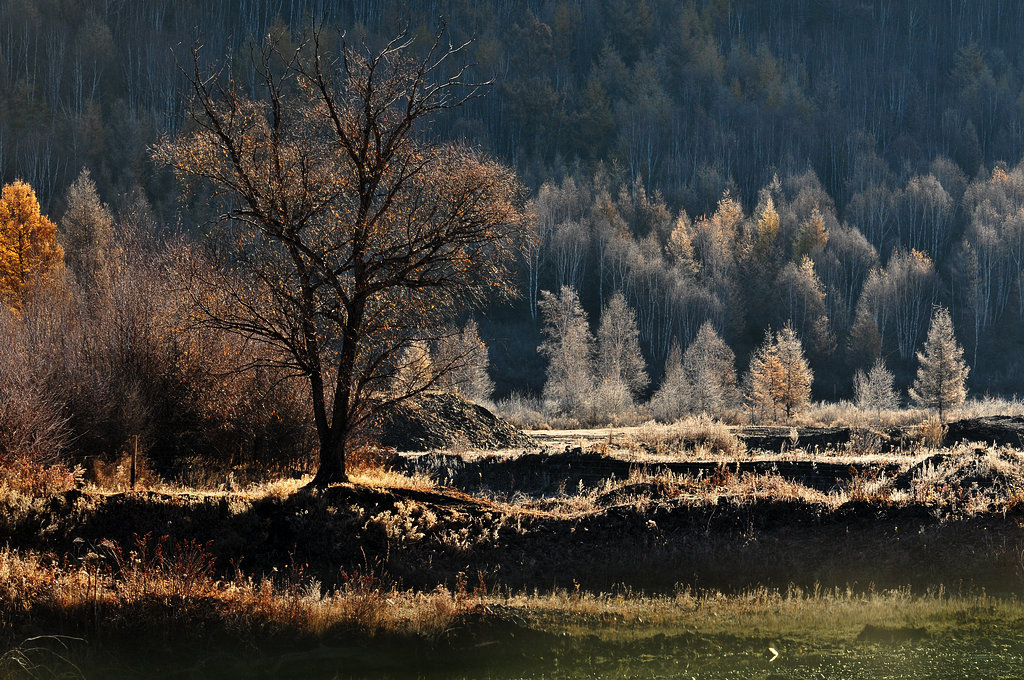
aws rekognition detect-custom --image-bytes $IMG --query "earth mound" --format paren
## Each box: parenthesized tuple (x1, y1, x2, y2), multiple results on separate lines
(943, 416, 1024, 448)
(374, 393, 535, 452)
(737, 426, 851, 452)
(893, 447, 1024, 501)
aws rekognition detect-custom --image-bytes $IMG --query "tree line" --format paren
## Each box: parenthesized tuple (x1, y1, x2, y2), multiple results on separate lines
(0, 7, 997, 486)
(532, 284, 968, 425)
(523, 163, 1024, 399)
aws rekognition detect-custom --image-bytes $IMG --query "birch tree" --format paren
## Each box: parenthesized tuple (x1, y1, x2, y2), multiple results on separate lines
(538, 286, 595, 415)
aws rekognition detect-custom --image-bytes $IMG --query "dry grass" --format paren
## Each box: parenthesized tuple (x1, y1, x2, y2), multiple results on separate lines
(4, 447, 1024, 658)
(495, 392, 549, 429)
(901, 444, 1024, 510)
(795, 396, 1024, 428)
(348, 466, 436, 491)
(0, 543, 477, 643)
(452, 440, 1024, 515)
(628, 416, 746, 458)
(503, 464, 833, 518)
(0, 458, 81, 498)
(503, 393, 1024, 431)
(6, 538, 1022, 669)
(506, 584, 1020, 643)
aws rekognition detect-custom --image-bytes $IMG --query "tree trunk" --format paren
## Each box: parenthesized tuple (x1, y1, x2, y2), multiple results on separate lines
(309, 433, 348, 487)
(309, 297, 364, 488)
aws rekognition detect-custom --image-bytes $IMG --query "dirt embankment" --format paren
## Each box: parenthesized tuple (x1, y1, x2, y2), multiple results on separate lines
(395, 449, 902, 493)
(735, 416, 1024, 452)
(373, 393, 535, 452)
(10, 403, 1024, 605)
(376, 396, 1024, 457)
(8, 457, 1024, 598)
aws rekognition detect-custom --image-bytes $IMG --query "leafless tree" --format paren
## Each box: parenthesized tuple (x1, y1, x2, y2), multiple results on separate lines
(154, 26, 530, 486)
(854, 357, 899, 422)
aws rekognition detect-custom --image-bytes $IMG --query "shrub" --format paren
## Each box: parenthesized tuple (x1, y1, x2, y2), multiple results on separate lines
(632, 416, 745, 458)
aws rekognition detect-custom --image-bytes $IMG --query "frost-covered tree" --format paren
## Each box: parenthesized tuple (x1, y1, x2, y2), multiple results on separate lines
(683, 321, 737, 415)
(909, 306, 968, 421)
(392, 340, 434, 396)
(851, 248, 938, 363)
(539, 286, 596, 414)
(435, 319, 494, 404)
(596, 290, 648, 398)
(854, 357, 899, 422)
(60, 168, 114, 286)
(649, 340, 689, 421)
(774, 257, 833, 353)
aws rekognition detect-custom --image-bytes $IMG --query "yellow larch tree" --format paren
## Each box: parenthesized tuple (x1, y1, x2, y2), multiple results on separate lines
(0, 180, 64, 313)
(747, 329, 786, 422)
(747, 323, 813, 421)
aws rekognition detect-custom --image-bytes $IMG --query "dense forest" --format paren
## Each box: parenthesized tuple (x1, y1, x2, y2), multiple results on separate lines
(4, 0, 1024, 400)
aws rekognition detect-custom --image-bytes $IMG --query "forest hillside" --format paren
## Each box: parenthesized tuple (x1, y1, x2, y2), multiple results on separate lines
(3, 0, 1024, 396)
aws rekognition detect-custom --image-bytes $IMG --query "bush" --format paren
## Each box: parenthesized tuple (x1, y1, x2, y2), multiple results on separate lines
(0, 235, 315, 486)
(0, 308, 76, 495)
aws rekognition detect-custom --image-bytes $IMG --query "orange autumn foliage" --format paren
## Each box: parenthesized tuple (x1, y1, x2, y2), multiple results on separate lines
(0, 180, 64, 313)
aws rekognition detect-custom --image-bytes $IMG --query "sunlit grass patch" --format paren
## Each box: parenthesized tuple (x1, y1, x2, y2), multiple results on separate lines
(505, 585, 1024, 644)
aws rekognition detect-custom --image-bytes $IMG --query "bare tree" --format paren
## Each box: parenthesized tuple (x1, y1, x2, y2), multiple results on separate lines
(850, 248, 937, 362)
(910, 306, 968, 421)
(854, 357, 898, 423)
(154, 27, 530, 486)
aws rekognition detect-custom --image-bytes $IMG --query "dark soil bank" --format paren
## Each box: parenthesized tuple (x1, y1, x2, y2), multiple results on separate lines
(8, 483, 1024, 595)
(733, 416, 1024, 452)
(394, 449, 903, 492)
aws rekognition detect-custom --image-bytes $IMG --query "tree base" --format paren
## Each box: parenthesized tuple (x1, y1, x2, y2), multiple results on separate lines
(306, 466, 349, 489)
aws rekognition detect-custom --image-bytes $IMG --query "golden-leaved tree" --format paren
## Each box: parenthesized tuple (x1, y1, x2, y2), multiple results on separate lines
(0, 180, 65, 313)
(747, 323, 813, 421)
(154, 27, 530, 486)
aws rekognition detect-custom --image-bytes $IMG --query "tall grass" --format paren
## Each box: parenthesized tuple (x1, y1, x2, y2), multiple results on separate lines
(0, 544, 478, 643)
(501, 394, 1024, 433)
(511, 585, 1023, 643)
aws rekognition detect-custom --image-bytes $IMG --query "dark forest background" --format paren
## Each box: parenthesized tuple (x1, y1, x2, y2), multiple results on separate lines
(4, 0, 1024, 400)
